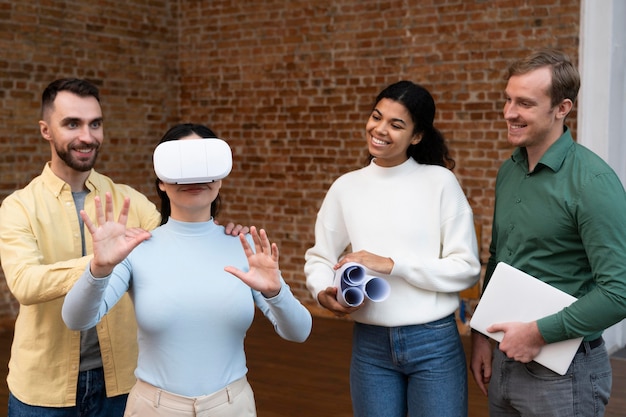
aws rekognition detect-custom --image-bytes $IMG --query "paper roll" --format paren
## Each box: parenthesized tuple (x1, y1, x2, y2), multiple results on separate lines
(362, 277, 391, 302)
(333, 262, 390, 307)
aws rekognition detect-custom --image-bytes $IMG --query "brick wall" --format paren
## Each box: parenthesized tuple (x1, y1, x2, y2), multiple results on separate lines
(0, 0, 581, 323)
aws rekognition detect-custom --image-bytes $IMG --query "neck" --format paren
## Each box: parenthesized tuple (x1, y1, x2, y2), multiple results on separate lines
(169, 207, 213, 223)
(525, 125, 565, 173)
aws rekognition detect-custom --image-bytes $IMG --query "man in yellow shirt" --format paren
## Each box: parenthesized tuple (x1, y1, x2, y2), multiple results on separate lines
(0, 78, 244, 416)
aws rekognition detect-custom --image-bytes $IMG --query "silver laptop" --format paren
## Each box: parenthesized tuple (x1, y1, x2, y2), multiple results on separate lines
(470, 262, 583, 375)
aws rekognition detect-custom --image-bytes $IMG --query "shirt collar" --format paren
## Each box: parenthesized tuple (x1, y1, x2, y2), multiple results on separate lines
(41, 162, 100, 196)
(511, 126, 574, 173)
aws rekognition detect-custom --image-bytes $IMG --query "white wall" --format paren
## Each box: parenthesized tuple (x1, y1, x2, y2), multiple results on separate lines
(578, 0, 626, 354)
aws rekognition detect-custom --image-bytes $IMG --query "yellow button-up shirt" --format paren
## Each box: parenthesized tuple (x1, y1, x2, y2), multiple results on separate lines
(0, 163, 161, 407)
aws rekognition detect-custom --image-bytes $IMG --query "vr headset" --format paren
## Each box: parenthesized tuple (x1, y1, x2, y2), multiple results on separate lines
(153, 138, 232, 184)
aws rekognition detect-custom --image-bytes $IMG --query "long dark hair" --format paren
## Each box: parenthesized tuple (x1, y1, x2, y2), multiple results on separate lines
(372, 81, 455, 169)
(155, 123, 222, 225)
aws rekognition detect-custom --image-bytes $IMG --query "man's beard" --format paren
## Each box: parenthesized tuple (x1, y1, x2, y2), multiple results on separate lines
(55, 143, 100, 172)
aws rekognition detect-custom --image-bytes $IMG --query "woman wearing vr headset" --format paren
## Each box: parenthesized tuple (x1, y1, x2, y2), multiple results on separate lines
(62, 123, 312, 417)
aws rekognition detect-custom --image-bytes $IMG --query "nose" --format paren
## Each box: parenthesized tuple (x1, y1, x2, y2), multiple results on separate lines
(374, 121, 388, 135)
(503, 102, 516, 120)
(76, 125, 98, 144)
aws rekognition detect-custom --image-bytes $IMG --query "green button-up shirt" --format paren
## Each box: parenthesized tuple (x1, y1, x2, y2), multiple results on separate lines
(484, 127, 626, 343)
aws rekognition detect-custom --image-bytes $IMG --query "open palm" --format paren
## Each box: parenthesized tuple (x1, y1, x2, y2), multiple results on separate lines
(224, 226, 282, 298)
(82, 192, 152, 278)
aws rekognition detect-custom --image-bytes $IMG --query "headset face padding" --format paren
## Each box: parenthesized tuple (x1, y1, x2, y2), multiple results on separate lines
(153, 139, 233, 184)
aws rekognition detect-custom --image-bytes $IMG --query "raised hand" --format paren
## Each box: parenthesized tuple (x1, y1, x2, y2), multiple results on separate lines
(82, 192, 152, 278)
(224, 226, 281, 298)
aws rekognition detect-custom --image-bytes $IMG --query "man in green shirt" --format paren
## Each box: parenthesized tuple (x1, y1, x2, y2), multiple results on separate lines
(470, 49, 626, 416)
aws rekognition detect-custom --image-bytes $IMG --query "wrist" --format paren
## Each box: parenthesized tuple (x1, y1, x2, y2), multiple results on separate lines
(262, 287, 281, 299)
(89, 261, 112, 279)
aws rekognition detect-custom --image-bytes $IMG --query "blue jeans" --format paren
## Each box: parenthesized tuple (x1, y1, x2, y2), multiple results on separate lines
(488, 341, 612, 416)
(8, 367, 128, 417)
(350, 314, 468, 417)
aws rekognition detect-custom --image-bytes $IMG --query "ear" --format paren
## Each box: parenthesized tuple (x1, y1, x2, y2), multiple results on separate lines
(556, 99, 574, 120)
(411, 132, 423, 146)
(39, 120, 52, 141)
(158, 181, 166, 192)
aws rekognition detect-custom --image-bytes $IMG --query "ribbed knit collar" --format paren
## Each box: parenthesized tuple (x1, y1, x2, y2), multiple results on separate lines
(162, 217, 217, 236)
(367, 157, 419, 178)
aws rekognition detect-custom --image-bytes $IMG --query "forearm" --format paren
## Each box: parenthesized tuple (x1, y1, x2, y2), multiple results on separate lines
(2, 256, 91, 305)
(538, 288, 626, 343)
(62, 263, 110, 331)
(258, 281, 312, 343)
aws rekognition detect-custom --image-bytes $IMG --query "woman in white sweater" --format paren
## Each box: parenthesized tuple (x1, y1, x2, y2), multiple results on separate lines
(63, 124, 312, 417)
(305, 81, 481, 417)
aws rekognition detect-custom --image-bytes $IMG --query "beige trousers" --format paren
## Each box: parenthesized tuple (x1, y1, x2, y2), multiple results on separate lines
(123, 377, 257, 417)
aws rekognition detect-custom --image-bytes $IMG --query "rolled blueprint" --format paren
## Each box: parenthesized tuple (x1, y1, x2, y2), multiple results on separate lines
(363, 276, 391, 302)
(339, 285, 365, 307)
(333, 262, 390, 307)
(341, 263, 367, 286)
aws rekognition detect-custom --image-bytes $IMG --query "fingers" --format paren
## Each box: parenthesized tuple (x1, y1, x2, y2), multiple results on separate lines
(473, 359, 491, 396)
(104, 192, 115, 222)
(486, 323, 504, 333)
(126, 227, 151, 240)
(80, 210, 96, 234)
(223, 222, 250, 236)
(333, 250, 393, 275)
(249, 226, 269, 253)
(318, 287, 359, 317)
(94, 195, 105, 226)
(472, 369, 489, 396)
(270, 242, 279, 262)
(92, 193, 131, 227)
(117, 196, 131, 226)
(244, 226, 278, 262)
(470, 332, 493, 396)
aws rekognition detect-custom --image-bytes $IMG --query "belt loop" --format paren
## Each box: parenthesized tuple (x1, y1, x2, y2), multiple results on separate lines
(226, 385, 233, 404)
(153, 389, 161, 408)
(582, 341, 591, 355)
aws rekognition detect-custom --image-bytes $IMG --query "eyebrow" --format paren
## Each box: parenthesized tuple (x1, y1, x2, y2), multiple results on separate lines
(372, 108, 408, 126)
(60, 116, 103, 126)
(504, 91, 539, 105)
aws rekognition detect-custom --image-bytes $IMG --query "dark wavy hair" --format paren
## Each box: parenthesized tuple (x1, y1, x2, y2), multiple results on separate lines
(371, 81, 455, 169)
(41, 78, 100, 119)
(154, 123, 221, 225)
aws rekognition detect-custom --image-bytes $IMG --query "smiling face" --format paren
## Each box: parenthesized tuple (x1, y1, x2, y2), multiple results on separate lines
(503, 67, 572, 166)
(158, 133, 222, 222)
(39, 91, 103, 186)
(365, 98, 422, 168)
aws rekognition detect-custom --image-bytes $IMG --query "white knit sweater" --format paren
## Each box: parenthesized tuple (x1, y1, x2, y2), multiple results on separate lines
(305, 158, 481, 326)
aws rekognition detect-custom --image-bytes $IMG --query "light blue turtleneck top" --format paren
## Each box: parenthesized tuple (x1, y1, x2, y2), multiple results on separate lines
(63, 218, 312, 397)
